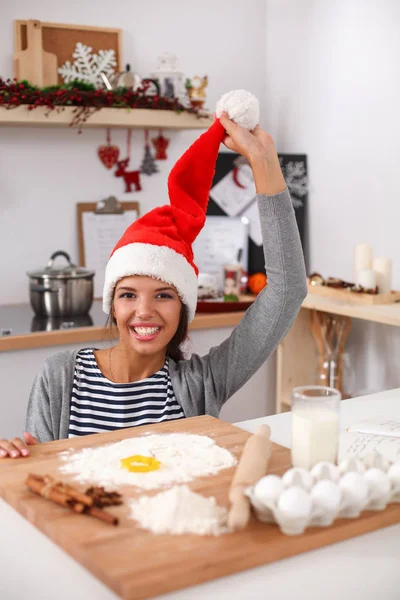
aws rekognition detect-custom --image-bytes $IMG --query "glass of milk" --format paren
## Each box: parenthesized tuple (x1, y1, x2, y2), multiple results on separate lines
(291, 386, 341, 469)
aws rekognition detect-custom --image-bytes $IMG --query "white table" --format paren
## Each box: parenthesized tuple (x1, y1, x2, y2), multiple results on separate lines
(1, 389, 399, 600)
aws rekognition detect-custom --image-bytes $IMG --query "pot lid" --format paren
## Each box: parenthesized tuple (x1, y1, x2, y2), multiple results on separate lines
(27, 251, 95, 280)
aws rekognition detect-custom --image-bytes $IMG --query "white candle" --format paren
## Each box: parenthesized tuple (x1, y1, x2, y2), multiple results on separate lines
(373, 257, 392, 294)
(354, 243, 372, 281)
(357, 268, 376, 289)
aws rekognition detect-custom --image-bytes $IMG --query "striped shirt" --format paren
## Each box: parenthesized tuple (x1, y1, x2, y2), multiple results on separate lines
(68, 348, 185, 438)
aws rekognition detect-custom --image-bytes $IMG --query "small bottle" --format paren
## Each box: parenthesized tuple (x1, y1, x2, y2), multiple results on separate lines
(118, 64, 141, 89)
(223, 264, 242, 300)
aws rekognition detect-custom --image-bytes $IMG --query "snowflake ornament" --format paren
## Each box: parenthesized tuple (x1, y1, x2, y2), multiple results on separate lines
(280, 160, 308, 209)
(58, 42, 117, 88)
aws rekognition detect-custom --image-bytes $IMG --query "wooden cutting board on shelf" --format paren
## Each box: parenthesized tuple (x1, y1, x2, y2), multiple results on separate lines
(13, 20, 58, 87)
(308, 282, 400, 305)
(0, 415, 399, 600)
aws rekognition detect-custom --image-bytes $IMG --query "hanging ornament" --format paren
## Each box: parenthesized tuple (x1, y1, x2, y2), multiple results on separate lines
(114, 129, 142, 193)
(98, 129, 120, 169)
(152, 130, 169, 160)
(140, 130, 159, 176)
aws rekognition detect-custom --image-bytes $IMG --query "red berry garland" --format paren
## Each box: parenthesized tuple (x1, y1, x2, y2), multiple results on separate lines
(0, 78, 204, 128)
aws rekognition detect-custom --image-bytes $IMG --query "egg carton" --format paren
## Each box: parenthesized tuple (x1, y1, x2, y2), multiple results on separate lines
(245, 452, 400, 536)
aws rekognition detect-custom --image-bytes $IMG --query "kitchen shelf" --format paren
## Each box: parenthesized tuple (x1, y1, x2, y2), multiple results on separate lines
(276, 293, 400, 413)
(0, 105, 213, 130)
(303, 293, 400, 327)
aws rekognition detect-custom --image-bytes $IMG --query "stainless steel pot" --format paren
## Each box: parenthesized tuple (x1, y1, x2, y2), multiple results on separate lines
(27, 251, 95, 318)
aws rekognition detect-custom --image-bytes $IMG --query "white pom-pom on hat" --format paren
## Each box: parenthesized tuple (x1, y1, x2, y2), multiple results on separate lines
(215, 89, 259, 130)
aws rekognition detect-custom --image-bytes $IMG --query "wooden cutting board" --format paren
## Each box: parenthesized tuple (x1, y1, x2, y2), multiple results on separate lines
(13, 20, 58, 86)
(307, 282, 400, 305)
(0, 415, 399, 599)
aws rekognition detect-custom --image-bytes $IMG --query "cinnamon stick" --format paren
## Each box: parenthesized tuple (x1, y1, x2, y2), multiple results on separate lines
(60, 483, 94, 507)
(25, 474, 119, 526)
(42, 475, 94, 507)
(26, 474, 72, 507)
(87, 505, 119, 526)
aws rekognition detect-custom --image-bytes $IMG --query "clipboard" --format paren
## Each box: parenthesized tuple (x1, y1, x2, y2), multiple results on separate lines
(77, 196, 140, 299)
(192, 215, 249, 291)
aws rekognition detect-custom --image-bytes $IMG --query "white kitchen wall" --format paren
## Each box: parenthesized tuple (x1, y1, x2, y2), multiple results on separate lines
(264, 0, 400, 396)
(0, 0, 267, 304)
(265, 0, 400, 282)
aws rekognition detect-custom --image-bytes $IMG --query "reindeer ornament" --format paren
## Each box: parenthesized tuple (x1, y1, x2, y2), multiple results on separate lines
(114, 130, 142, 193)
(115, 158, 142, 193)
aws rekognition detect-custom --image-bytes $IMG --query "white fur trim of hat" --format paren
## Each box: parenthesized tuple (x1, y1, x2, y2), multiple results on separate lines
(103, 243, 199, 321)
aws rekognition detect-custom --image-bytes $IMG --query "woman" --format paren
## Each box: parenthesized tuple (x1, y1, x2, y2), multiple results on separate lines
(0, 103, 307, 458)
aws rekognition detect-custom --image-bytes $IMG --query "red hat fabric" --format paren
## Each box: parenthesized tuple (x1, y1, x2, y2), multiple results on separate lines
(103, 119, 225, 321)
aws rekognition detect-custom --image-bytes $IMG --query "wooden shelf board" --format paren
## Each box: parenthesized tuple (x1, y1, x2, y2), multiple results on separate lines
(0, 310, 245, 352)
(303, 293, 400, 327)
(0, 106, 213, 130)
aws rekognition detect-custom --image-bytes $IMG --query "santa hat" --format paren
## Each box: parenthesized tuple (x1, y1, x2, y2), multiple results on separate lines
(103, 89, 259, 322)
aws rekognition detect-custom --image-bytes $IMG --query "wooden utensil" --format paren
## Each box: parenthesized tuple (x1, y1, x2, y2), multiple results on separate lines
(228, 424, 272, 531)
(13, 20, 58, 86)
(309, 310, 329, 385)
(336, 316, 352, 392)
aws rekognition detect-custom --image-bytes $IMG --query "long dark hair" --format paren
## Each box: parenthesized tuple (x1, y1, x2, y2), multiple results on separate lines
(166, 304, 189, 362)
(105, 303, 189, 363)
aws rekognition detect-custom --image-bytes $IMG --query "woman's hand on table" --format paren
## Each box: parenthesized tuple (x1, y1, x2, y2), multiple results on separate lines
(0, 432, 38, 458)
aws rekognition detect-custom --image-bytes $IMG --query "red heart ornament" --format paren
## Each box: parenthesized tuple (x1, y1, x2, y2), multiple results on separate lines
(98, 144, 120, 169)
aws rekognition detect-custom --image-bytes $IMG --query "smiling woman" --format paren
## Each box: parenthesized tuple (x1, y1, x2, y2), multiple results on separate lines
(101, 276, 184, 378)
(0, 90, 307, 458)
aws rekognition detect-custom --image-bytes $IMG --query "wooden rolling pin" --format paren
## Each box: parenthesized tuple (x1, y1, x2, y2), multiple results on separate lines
(228, 424, 272, 531)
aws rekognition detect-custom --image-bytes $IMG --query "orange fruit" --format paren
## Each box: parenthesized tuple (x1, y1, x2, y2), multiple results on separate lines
(248, 272, 267, 295)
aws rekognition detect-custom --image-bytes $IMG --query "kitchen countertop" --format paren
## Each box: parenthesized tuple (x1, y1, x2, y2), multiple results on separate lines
(0, 300, 248, 352)
(0, 388, 399, 600)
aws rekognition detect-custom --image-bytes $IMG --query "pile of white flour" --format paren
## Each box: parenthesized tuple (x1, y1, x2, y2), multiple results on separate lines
(129, 485, 230, 536)
(58, 433, 237, 490)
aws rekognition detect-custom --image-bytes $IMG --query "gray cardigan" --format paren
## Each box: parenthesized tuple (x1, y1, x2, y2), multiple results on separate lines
(26, 189, 307, 442)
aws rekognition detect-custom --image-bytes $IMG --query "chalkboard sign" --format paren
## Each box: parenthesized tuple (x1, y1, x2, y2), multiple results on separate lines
(207, 152, 307, 274)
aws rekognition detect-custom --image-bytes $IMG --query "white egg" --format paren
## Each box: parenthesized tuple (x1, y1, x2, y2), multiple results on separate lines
(338, 472, 369, 517)
(339, 472, 369, 502)
(275, 486, 313, 535)
(278, 486, 312, 519)
(388, 462, 400, 501)
(364, 468, 391, 510)
(364, 468, 391, 493)
(311, 480, 341, 512)
(388, 461, 400, 484)
(362, 452, 391, 472)
(311, 461, 341, 483)
(282, 468, 314, 492)
(310, 480, 341, 526)
(338, 457, 366, 476)
(253, 475, 284, 505)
